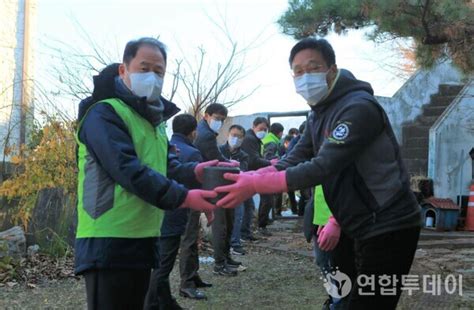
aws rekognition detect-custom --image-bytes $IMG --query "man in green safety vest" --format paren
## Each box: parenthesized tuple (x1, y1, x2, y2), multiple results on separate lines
(75, 37, 224, 310)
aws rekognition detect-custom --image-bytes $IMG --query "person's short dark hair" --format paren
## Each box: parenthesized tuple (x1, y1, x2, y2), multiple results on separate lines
(288, 128, 299, 136)
(229, 124, 245, 136)
(123, 37, 167, 65)
(299, 121, 307, 134)
(289, 38, 335, 68)
(283, 135, 293, 143)
(172, 114, 197, 136)
(205, 103, 228, 117)
(253, 117, 269, 127)
(270, 123, 284, 135)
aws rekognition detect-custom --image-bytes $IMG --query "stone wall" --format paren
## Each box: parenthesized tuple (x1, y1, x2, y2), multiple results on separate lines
(428, 80, 474, 201)
(377, 62, 463, 144)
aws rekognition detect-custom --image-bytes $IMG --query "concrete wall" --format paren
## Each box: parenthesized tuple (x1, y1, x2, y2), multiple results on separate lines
(0, 0, 36, 158)
(221, 62, 464, 147)
(428, 80, 474, 201)
(377, 62, 463, 144)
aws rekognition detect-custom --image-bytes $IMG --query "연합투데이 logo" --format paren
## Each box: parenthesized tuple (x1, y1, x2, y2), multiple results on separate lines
(321, 268, 352, 299)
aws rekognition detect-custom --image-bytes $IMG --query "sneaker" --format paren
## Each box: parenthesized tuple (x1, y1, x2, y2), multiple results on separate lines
(258, 227, 272, 236)
(231, 246, 246, 255)
(226, 257, 242, 267)
(227, 264, 247, 272)
(213, 264, 238, 276)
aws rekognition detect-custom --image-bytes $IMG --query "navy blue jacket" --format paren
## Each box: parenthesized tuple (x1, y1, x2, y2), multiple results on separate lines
(286, 135, 300, 155)
(194, 120, 228, 161)
(160, 133, 203, 237)
(75, 63, 198, 274)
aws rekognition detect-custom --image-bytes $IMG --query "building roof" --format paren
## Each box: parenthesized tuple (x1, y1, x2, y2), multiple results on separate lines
(422, 197, 460, 210)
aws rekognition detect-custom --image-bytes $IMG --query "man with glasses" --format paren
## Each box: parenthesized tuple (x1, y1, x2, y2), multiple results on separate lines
(216, 38, 421, 309)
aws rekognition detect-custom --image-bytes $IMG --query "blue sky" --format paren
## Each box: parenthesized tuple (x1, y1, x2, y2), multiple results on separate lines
(35, 0, 410, 118)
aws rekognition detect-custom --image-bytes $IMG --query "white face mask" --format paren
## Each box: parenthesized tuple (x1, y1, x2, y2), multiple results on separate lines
(255, 130, 267, 140)
(209, 119, 222, 133)
(228, 136, 242, 149)
(294, 72, 328, 106)
(129, 72, 163, 102)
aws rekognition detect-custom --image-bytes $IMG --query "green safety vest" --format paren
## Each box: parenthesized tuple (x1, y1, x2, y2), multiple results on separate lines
(76, 98, 168, 238)
(313, 185, 332, 226)
(261, 132, 281, 156)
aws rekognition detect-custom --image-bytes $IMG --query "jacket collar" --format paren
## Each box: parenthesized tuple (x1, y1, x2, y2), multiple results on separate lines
(221, 142, 240, 155)
(311, 68, 374, 113)
(246, 129, 262, 144)
(171, 133, 195, 146)
(198, 119, 218, 136)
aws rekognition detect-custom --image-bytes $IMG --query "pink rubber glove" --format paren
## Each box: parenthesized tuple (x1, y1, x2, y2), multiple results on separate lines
(317, 216, 341, 251)
(270, 158, 279, 166)
(194, 160, 219, 183)
(215, 171, 288, 209)
(217, 160, 240, 168)
(179, 189, 217, 212)
(255, 165, 278, 174)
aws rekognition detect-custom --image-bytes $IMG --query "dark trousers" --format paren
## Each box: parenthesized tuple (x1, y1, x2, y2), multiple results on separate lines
(298, 188, 312, 216)
(258, 194, 273, 228)
(314, 229, 356, 309)
(211, 207, 234, 265)
(179, 210, 201, 289)
(84, 268, 150, 310)
(241, 198, 255, 238)
(144, 236, 181, 309)
(288, 191, 298, 214)
(274, 193, 283, 216)
(348, 226, 420, 309)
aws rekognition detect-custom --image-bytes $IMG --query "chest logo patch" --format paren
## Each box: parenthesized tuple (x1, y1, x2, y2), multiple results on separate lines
(332, 123, 349, 140)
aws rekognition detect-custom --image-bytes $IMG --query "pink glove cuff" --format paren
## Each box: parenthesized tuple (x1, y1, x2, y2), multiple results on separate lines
(253, 171, 288, 194)
(327, 216, 339, 227)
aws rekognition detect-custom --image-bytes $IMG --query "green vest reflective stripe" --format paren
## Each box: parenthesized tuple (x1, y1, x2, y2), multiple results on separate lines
(313, 185, 332, 226)
(76, 98, 168, 238)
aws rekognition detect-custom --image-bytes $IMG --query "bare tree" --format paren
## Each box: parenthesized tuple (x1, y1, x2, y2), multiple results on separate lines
(176, 18, 261, 119)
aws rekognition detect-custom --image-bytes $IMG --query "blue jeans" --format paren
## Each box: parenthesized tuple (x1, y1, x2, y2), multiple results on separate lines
(240, 198, 255, 239)
(231, 204, 244, 247)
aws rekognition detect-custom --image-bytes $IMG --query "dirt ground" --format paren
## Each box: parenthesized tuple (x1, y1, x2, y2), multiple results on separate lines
(1, 218, 473, 309)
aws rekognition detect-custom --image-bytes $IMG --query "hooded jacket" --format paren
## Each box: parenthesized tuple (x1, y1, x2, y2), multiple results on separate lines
(277, 69, 421, 240)
(75, 63, 196, 274)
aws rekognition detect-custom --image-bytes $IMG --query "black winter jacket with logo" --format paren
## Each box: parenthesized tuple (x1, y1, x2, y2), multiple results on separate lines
(277, 69, 421, 240)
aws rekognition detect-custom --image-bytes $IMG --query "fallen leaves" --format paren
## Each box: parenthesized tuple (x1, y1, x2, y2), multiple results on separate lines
(0, 252, 77, 289)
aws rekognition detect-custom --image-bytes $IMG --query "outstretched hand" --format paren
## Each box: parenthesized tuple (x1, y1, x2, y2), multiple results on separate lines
(180, 189, 217, 212)
(215, 172, 256, 209)
(194, 160, 219, 183)
(215, 170, 288, 209)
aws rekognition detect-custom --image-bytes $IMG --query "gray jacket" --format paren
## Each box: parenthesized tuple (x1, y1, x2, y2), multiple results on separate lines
(277, 69, 421, 240)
